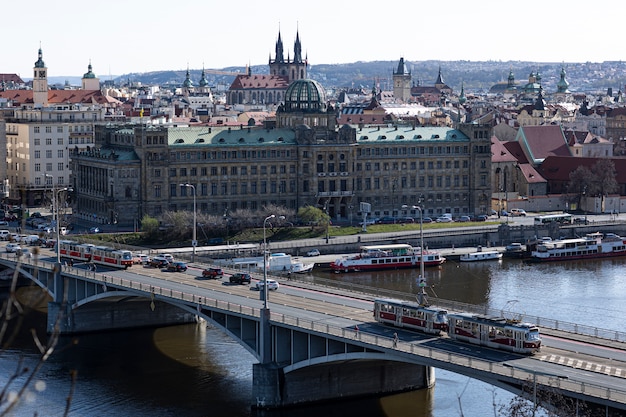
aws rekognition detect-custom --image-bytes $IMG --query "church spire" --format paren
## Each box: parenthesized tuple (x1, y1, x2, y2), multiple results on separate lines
(293, 30, 302, 63)
(275, 30, 284, 63)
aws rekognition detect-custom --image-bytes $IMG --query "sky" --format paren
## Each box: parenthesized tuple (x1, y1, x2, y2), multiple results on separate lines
(5, 0, 625, 79)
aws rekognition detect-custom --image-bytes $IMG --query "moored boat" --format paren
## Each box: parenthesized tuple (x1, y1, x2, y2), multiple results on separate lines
(330, 243, 445, 273)
(290, 262, 314, 273)
(529, 232, 626, 262)
(459, 250, 503, 262)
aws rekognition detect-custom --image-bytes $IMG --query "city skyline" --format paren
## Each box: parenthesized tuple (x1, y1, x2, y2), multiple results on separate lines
(4, 0, 625, 79)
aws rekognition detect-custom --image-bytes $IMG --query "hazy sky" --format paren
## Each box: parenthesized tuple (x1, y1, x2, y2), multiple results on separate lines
(5, 0, 623, 78)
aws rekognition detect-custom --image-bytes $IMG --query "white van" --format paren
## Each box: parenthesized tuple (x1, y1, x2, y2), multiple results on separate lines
(0, 230, 10, 240)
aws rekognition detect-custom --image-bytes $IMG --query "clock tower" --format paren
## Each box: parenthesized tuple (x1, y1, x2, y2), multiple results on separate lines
(33, 47, 48, 107)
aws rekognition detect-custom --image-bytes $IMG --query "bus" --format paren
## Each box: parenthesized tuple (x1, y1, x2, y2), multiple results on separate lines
(534, 213, 573, 225)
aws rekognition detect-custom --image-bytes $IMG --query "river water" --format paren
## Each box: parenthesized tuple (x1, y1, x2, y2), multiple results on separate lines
(2, 256, 626, 417)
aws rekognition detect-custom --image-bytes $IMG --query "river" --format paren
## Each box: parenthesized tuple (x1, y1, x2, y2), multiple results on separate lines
(2, 256, 625, 417)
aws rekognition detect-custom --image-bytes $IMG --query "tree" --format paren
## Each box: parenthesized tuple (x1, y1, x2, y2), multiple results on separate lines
(589, 158, 618, 198)
(297, 205, 329, 231)
(140, 214, 159, 238)
(565, 165, 593, 210)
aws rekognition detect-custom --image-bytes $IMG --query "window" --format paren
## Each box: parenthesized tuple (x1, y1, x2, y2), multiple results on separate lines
(57, 138, 63, 145)
(35, 151, 40, 159)
(34, 138, 40, 146)
(180, 168, 187, 177)
(35, 163, 41, 172)
(154, 185, 161, 198)
(154, 169, 161, 177)
(46, 138, 52, 145)
(46, 150, 52, 158)
(57, 150, 63, 158)
(58, 163, 63, 171)
(170, 184, 177, 197)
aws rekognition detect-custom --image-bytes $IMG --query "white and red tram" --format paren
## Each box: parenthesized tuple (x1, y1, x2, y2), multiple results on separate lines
(373, 299, 541, 355)
(373, 298, 449, 335)
(91, 246, 133, 269)
(58, 241, 95, 262)
(446, 312, 541, 354)
(57, 241, 133, 269)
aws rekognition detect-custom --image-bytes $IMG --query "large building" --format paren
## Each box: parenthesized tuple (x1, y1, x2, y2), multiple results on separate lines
(226, 30, 308, 106)
(0, 49, 118, 205)
(70, 78, 492, 227)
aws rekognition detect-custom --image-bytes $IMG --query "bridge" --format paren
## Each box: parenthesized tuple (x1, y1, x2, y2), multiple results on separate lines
(3, 251, 626, 413)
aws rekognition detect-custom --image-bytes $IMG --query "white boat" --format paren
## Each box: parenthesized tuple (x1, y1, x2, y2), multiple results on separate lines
(330, 243, 445, 273)
(290, 262, 314, 273)
(529, 232, 626, 262)
(460, 250, 503, 262)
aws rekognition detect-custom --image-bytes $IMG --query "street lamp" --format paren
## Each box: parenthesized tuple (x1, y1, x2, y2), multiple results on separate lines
(262, 214, 284, 308)
(323, 200, 330, 243)
(55, 187, 72, 264)
(403, 203, 425, 304)
(262, 215, 274, 309)
(180, 184, 196, 262)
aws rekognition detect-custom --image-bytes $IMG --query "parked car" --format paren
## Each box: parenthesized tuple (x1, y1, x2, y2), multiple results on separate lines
(476, 215, 488, 222)
(167, 261, 188, 272)
(376, 216, 396, 224)
(138, 254, 151, 264)
(0, 230, 10, 240)
(202, 267, 224, 279)
(149, 256, 169, 268)
(6, 243, 21, 253)
(458, 216, 471, 222)
(256, 279, 279, 291)
(510, 208, 527, 217)
(421, 217, 433, 223)
(436, 216, 453, 223)
(306, 249, 320, 257)
(16, 247, 32, 258)
(162, 254, 174, 262)
(0, 221, 8, 226)
(89, 227, 100, 234)
(229, 273, 251, 284)
(573, 217, 589, 225)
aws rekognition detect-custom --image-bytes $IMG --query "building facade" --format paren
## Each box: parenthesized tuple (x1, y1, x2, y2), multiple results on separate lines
(70, 79, 492, 227)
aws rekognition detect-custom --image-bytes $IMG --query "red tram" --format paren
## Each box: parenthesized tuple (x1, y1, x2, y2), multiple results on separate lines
(373, 298, 541, 355)
(373, 298, 448, 335)
(58, 241, 133, 269)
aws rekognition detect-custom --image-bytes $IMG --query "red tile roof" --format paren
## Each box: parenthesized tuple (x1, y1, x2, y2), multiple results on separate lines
(517, 125, 571, 163)
(539, 156, 626, 183)
(0, 89, 118, 105)
(503, 141, 529, 164)
(229, 74, 290, 90)
(491, 138, 518, 163)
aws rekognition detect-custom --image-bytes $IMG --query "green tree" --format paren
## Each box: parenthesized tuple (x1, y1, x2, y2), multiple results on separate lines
(140, 214, 159, 238)
(297, 205, 329, 231)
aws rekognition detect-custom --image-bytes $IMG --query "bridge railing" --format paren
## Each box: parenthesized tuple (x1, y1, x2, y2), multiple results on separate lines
(288, 274, 626, 344)
(273, 311, 626, 406)
(5, 258, 625, 407)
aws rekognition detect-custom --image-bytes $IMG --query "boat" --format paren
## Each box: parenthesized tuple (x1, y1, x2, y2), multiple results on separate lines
(329, 243, 445, 273)
(290, 262, 314, 274)
(503, 242, 527, 259)
(459, 250, 503, 262)
(529, 232, 626, 262)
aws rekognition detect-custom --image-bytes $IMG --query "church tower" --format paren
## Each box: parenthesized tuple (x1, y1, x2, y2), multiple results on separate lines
(33, 47, 48, 107)
(81, 61, 100, 90)
(269, 29, 307, 82)
(393, 57, 412, 102)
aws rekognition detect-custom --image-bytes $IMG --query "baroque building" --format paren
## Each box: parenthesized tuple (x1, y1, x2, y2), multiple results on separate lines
(226, 30, 307, 106)
(0, 48, 117, 205)
(70, 79, 492, 227)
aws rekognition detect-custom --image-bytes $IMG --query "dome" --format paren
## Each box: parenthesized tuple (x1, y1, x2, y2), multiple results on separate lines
(283, 79, 326, 113)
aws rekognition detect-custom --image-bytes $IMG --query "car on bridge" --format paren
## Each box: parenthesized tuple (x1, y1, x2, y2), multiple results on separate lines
(202, 267, 224, 279)
(306, 249, 320, 257)
(149, 256, 169, 268)
(6, 243, 21, 253)
(167, 262, 188, 272)
(229, 273, 251, 284)
(255, 279, 279, 291)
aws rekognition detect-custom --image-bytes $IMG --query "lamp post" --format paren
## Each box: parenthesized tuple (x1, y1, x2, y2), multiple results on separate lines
(180, 183, 196, 263)
(55, 187, 72, 264)
(262, 214, 275, 309)
(323, 200, 330, 243)
(403, 203, 425, 304)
